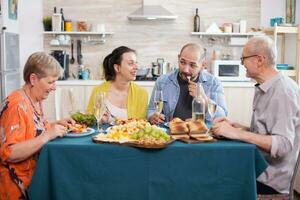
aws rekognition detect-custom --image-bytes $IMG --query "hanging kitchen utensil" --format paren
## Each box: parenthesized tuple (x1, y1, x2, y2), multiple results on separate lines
(77, 39, 83, 65)
(70, 39, 75, 64)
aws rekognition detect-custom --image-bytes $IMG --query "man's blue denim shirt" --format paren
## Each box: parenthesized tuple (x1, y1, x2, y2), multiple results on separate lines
(147, 69, 228, 122)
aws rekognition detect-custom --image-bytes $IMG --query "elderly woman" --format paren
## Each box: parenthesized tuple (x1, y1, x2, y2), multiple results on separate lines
(0, 52, 74, 199)
(87, 46, 148, 122)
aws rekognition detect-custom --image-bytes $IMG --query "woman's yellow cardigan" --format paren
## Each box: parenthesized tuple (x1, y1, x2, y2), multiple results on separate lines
(86, 81, 148, 119)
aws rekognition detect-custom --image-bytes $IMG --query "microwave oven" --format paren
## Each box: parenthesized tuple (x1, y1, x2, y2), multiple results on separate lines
(212, 60, 250, 82)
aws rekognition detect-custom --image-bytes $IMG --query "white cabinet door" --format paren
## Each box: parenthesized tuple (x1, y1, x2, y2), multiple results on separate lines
(43, 86, 86, 120)
(43, 91, 56, 122)
(224, 87, 254, 126)
(85, 86, 96, 110)
(58, 86, 86, 119)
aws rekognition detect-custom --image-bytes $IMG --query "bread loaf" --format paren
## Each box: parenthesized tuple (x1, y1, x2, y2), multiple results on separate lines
(170, 121, 189, 134)
(171, 134, 190, 140)
(187, 120, 208, 135)
(169, 118, 211, 141)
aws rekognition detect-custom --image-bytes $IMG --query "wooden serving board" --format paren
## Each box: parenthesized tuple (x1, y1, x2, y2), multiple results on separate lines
(176, 137, 217, 144)
(92, 137, 175, 149)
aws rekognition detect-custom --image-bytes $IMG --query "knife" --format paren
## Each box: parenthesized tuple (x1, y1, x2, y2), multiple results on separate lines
(77, 39, 83, 65)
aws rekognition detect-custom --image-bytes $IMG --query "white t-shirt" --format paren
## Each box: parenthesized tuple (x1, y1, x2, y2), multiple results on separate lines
(106, 100, 127, 119)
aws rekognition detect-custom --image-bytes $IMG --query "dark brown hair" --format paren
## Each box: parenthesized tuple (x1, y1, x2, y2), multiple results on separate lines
(103, 46, 136, 81)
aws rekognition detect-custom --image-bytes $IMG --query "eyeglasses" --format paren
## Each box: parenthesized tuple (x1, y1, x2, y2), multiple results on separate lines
(240, 55, 258, 64)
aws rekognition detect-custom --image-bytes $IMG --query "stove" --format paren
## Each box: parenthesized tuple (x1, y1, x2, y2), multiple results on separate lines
(135, 76, 157, 81)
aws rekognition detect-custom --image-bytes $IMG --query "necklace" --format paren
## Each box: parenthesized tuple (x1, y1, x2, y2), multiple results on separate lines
(22, 88, 44, 117)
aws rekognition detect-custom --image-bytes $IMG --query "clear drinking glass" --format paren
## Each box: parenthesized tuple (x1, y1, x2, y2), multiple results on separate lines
(154, 90, 164, 114)
(94, 92, 106, 132)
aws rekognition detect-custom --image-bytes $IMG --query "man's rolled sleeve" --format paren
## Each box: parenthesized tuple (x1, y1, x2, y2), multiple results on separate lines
(271, 134, 293, 158)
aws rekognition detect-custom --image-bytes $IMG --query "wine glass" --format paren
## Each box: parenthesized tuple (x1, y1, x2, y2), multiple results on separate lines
(207, 91, 217, 119)
(94, 92, 106, 132)
(154, 90, 163, 114)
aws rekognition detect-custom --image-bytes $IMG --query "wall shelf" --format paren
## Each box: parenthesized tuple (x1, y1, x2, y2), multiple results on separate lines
(280, 69, 296, 76)
(191, 32, 264, 37)
(264, 26, 298, 34)
(43, 31, 114, 35)
(43, 31, 114, 45)
(264, 25, 300, 83)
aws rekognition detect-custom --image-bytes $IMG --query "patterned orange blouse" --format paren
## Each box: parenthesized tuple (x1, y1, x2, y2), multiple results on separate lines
(0, 90, 50, 200)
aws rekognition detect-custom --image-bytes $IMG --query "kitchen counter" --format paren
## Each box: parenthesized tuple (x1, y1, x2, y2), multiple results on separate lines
(44, 80, 255, 125)
(57, 80, 255, 87)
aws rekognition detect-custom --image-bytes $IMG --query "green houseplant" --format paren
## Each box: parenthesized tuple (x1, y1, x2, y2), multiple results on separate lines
(42, 16, 52, 31)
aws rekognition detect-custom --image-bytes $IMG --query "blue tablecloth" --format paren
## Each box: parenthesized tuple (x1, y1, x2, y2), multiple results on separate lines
(29, 134, 267, 200)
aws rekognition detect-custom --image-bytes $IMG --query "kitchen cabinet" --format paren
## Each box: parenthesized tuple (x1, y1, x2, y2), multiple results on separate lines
(264, 25, 300, 83)
(43, 81, 254, 127)
(224, 87, 254, 126)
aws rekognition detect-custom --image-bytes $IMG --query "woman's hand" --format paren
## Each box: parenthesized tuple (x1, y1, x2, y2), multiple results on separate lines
(56, 118, 75, 127)
(101, 110, 111, 124)
(43, 124, 68, 141)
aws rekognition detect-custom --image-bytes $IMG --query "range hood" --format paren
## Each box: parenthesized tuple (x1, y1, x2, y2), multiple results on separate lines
(128, 0, 177, 20)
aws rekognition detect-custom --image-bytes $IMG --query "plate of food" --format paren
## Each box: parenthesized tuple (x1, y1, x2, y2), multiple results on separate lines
(65, 124, 96, 137)
(93, 122, 174, 149)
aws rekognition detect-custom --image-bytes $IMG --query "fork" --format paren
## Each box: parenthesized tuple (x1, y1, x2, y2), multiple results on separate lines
(105, 106, 117, 125)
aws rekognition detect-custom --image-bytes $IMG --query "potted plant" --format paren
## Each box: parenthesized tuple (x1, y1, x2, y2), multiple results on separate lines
(42, 16, 52, 31)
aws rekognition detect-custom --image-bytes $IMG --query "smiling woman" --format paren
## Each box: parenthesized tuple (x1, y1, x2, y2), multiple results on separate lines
(86, 46, 148, 124)
(0, 52, 76, 200)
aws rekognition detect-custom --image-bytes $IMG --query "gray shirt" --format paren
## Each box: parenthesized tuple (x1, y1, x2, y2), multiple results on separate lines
(251, 72, 300, 193)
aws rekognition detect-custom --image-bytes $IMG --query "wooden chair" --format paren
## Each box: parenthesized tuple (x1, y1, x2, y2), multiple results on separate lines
(257, 148, 300, 200)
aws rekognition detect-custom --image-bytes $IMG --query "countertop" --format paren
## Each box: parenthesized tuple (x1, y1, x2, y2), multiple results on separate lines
(57, 80, 255, 88)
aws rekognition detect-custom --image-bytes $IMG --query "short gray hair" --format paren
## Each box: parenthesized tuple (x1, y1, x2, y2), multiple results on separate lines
(23, 52, 63, 83)
(246, 35, 277, 66)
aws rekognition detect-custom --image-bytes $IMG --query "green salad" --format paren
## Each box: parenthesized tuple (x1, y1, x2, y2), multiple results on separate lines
(71, 112, 97, 126)
(131, 125, 170, 142)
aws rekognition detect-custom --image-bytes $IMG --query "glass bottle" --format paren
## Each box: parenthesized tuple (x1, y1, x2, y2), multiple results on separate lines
(192, 83, 205, 122)
(60, 8, 65, 31)
(193, 8, 200, 32)
(286, 0, 296, 24)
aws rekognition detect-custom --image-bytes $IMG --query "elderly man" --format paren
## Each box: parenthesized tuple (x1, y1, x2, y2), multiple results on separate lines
(148, 43, 227, 124)
(212, 36, 300, 194)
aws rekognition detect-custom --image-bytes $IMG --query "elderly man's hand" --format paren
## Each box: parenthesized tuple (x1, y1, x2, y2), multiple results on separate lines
(149, 112, 165, 125)
(212, 119, 241, 140)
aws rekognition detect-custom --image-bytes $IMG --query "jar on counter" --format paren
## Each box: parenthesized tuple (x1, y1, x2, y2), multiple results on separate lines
(223, 23, 232, 33)
(77, 21, 88, 32)
(65, 20, 72, 32)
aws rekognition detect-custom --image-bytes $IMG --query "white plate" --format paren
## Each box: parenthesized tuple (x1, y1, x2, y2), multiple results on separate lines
(65, 127, 96, 137)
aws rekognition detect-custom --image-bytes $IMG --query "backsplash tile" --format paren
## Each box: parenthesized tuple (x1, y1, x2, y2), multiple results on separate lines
(44, 0, 260, 79)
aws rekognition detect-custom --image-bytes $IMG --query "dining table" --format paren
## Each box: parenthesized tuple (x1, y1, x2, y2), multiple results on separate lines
(29, 131, 267, 200)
